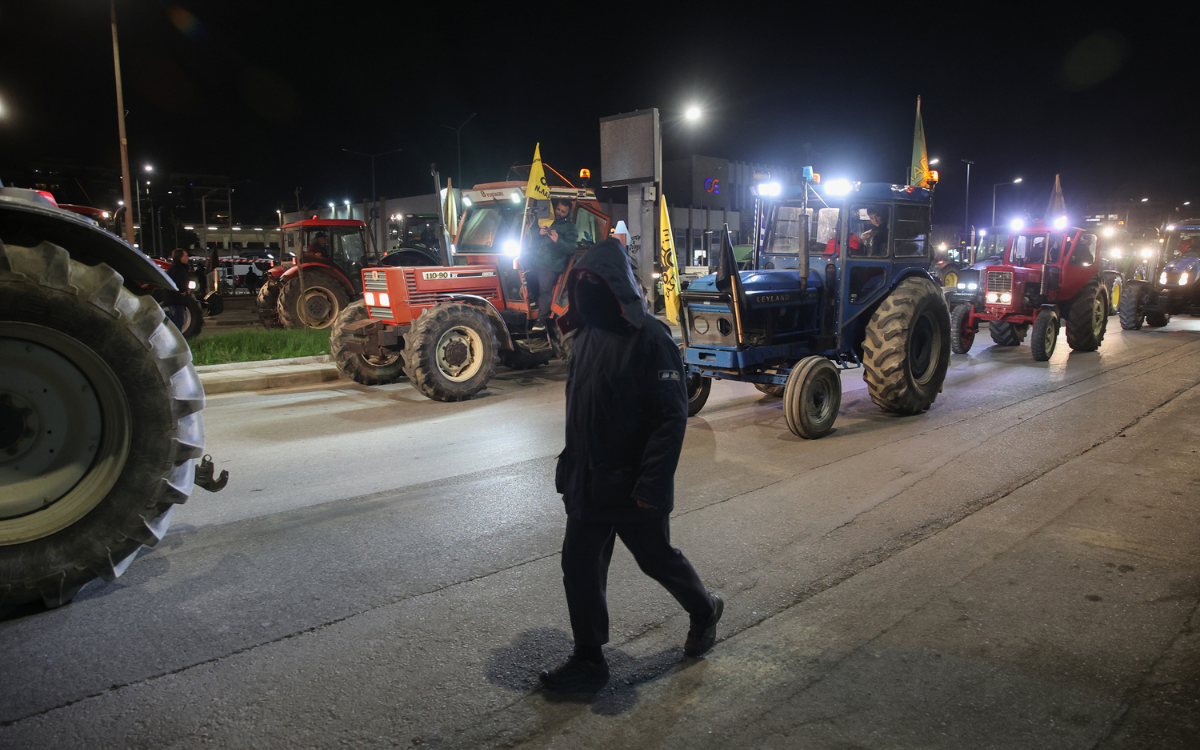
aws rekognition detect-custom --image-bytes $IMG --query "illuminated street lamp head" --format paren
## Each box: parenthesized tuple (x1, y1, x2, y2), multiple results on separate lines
(144, 165, 153, 172)
(1010, 218, 1026, 231)
(1013, 177, 1023, 183)
(929, 158, 939, 165)
(1141, 198, 1149, 202)
(328, 202, 335, 208)
(684, 105, 701, 121)
(980, 229, 987, 237)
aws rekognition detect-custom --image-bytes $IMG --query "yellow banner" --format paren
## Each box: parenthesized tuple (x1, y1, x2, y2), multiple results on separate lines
(526, 143, 550, 201)
(910, 96, 931, 188)
(659, 198, 682, 325)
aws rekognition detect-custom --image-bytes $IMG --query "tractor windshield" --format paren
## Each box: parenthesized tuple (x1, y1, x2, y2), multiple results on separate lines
(457, 204, 523, 253)
(1009, 233, 1050, 265)
(762, 205, 805, 269)
(1165, 230, 1200, 259)
(976, 232, 1008, 262)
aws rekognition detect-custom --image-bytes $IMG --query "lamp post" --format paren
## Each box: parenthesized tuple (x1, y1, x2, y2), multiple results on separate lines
(440, 114, 476, 187)
(110, 1, 135, 246)
(961, 159, 975, 234)
(342, 147, 403, 208)
(991, 177, 1023, 226)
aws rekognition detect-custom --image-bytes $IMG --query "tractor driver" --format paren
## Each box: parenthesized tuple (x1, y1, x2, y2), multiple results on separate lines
(863, 205, 890, 257)
(304, 231, 329, 262)
(527, 199, 579, 331)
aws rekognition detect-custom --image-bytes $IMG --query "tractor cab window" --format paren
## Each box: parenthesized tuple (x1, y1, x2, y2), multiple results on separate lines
(1046, 234, 1064, 264)
(848, 204, 890, 258)
(456, 204, 523, 253)
(893, 204, 930, 257)
(572, 206, 607, 248)
(976, 233, 1008, 263)
(316, 227, 367, 274)
(812, 207, 840, 254)
(762, 205, 806, 269)
(1010, 234, 1047, 265)
(1070, 234, 1097, 266)
(1165, 231, 1200, 259)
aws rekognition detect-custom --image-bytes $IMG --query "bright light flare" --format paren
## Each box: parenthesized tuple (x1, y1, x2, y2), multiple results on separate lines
(1010, 218, 1025, 231)
(1180, 273, 1189, 285)
(684, 105, 701, 121)
(462, 196, 472, 207)
(1160, 271, 1169, 284)
(1141, 248, 1153, 258)
(1053, 216, 1068, 230)
(379, 293, 390, 306)
(757, 182, 781, 197)
(824, 179, 853, 196)
(511, 193, 522, 203)
(980, 229, 987, 237)
(1102, 227, 1115, 237)
(502, 239, 521, 257)
(1166, 224, 1176, 231)
(1014, 177, 1023, 183)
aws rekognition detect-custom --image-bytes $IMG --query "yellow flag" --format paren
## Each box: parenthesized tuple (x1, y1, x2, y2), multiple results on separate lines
(910, 96, 931, 188)
(659, 197, 682, 325)
(443, 178, 458, 238)
(525, 143, 550, 202)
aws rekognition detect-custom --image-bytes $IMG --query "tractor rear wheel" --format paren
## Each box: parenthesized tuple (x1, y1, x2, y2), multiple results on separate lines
(177, 294, 204, 340)
(402, 303, 497, 401)
(862, 276, 950, 414)
(1146, 311, 1171, 328)
(988, 320, 1025, 346)
(1030, 308, 1060, 362)
(1119, 280, 1146, 330)
(1106, 276, 1123, 316)
(950, 303, 975, 354)
(0, 242, 203, 609)
(1066, 277, 1108, 351)
(256, 281, 282, 328)
(783, 356, 841, 439)
(330, 301, 405, 385)
(278, 270, 350, 330)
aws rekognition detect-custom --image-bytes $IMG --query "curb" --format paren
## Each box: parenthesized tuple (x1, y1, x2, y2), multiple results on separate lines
(200, 362, 343, 395)
(195, 354, 333, 373)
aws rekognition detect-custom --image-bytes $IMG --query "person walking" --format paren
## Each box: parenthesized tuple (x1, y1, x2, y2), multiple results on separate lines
(163, 248, 191, 332)
(540, 237, 723, 693)
(527, 199, 578, 331)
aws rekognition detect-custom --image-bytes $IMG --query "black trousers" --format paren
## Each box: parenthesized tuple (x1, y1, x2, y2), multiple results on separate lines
(534, 266, 561, 324)
(561, 515, 715, 648)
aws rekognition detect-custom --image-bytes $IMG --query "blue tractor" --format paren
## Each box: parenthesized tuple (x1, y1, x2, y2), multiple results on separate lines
(680, 177, 951, 439)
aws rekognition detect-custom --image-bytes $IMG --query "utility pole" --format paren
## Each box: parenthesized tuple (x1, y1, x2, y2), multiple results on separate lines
(962, 159, 975, 234)
(343, 148, 402, 208)
(110, 1, 135, 247)
(440, 113, 476, 187)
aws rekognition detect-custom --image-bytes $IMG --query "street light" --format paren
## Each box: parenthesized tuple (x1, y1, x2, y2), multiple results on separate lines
(685, 105, 702, 121)
(962, 159, 975, 234)
(991, 177, 1023, 226)
(144, 164, 153, 173)
(929, 158, 940, 165)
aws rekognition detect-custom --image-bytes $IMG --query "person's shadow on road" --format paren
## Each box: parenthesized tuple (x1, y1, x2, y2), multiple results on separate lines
(486, 627, 699, 716)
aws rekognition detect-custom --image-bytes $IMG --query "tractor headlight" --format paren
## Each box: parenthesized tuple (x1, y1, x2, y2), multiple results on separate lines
(1180, 272, 1189, 285)
(1000, 292, 1012, 303)
(188, 280, 198, 290)
(1142, 248, 1153, 258)
(968, 283, 978, 290)
(986, 292, 999, 303)
(957, 283, 967, 290)
(365, 291, 376, 306)
(503, 239, 521, 257)
(379, 293, 390, 306)
(1160, 271, 1169, 284)
(1111, 248, 1122, 258)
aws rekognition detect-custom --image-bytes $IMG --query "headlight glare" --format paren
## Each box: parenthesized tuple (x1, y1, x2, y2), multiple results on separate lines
(1180, 273, 1189, 285)
(502, 240, 521, 257)
(1160, 271, 1169, 284)
(968, 283, 978, 290)
(379, 293, 390, 307)
(1000, 292, 1012, 303)
(986, 292, 999, 303)
(364, 291, 376, 306)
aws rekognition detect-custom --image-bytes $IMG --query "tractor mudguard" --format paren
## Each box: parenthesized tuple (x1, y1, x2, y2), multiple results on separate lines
(444, 294, 515, 351)
(277, 262, 357, 296)
(0, 190, 173, 290)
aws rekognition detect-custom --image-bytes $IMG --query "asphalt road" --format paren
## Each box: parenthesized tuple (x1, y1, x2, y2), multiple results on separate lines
(3, 319, 1199, 749)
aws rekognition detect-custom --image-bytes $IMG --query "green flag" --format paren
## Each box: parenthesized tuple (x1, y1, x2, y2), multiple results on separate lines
(910, 96, 931, 188)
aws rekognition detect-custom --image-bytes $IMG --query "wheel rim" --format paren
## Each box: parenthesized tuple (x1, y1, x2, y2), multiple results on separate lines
(1111, 283, 1121, 309)
(181, 306, 193, 333)
(806, 370, 837, 424)
(436, 325, 485, 381)
(944, 272, 958, 287)
(908, 310, 942, 385)
(0, 323, 131, 545)
(1092, 297, 1105, 336)
(1045, 319, 1057, 354)
(299, 287, 338, 328)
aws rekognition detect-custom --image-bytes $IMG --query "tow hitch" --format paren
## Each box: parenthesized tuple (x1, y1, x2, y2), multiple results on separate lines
(195, 454, 229, 492)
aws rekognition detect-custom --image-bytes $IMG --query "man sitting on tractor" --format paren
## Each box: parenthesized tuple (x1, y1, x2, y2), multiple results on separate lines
(304, 231, 329, 262)
(527, 198, 579, 331)
(862, 205, 890, 257)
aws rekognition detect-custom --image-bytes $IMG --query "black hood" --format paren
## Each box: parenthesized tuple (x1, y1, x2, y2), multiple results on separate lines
(559, 238, 649, 332)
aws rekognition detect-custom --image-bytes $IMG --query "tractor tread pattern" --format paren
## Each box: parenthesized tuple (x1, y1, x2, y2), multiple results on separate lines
(1118, 280, 1146, 330)
(861, 276, 951, 415)
(277, 269, 350, 330)
(330, 301, 406, 385)
(1065, 276, 1107, 351)
(401, 303, 498, 402)
(988, 320, 1024, 346)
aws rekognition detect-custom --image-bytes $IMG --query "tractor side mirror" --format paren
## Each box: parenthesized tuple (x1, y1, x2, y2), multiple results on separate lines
(1044, 265, 1061, 292)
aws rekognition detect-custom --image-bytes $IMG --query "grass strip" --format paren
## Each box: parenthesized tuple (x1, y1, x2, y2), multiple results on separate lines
(190, 328, 332, 366)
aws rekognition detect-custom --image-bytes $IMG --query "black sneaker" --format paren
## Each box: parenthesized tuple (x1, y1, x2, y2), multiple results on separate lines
(684, 593, 724, 657)
(539, 655, 610, 693)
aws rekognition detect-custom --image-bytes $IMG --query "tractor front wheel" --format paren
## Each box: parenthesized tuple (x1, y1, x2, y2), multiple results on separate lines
(783, 356, 841, 439)
(988, 320, 1025, 346)
(256, 281, 283, 328)
(1146, 311, 1171, 328)
(950, 303, 975, 354)
(1030, 309, 1060, 362)
(862, 276, 950, 414)
(176, 294, 204, 340)
(278, 270, 350, 330)
(1065, 277, 1108, 352)
(1119, 280, 1146, 330)
(330, 301, 405, 385)
(402, 303, 497, 401)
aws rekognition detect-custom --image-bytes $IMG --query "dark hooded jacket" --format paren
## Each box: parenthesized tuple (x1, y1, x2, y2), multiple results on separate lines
(554, 238, 688, 523)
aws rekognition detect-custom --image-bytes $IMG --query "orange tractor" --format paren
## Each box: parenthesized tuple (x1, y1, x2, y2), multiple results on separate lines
(329, 176, 610, 400)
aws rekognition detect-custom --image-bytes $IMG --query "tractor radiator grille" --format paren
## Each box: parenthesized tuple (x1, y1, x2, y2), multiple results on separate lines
(986, 271, 1013, 295)
(368, 306, 394, 320)
(364, 275, 389, 292)
(404, 272, 500, 306)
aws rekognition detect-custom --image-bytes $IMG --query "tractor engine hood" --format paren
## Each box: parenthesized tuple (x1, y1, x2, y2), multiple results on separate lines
(1163, 256, 1199, 276)
(685, 268, 823, 306)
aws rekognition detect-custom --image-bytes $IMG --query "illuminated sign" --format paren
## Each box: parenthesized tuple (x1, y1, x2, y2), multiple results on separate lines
(704, 178, 720, 195)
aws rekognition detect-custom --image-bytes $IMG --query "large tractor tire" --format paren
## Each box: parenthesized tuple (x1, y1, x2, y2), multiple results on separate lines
(177, 294, 204, 340)
(0, 242, 203, 609)
(1065, 277, 1108, 352)
(1119, 280, 1146, 330)
(862, 276, 950, 415)
(1146, 311, 1171, 328)
(950, 303, 975, 355)
(277, 270, 350, 330)
(988, 320, 1026, 346)
(1030, 308, 1060, 362)
(256, 281, 283, 328)
(681, 345, 711, 417)
(402, 303, 498, 401)
(330, 301, 405, 385)
(783, 356, 841, 439)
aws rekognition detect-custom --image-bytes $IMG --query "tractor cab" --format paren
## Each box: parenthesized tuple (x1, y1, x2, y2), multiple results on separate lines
(273, 219, 374, 293)
(256, 219, 375, 329)
(383, 212, 444, 267)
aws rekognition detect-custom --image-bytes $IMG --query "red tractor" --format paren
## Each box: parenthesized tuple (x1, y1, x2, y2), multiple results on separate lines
(329, 179, 610, 400)
(949, 221, 1109, 361)
(256, 219, 376, 329)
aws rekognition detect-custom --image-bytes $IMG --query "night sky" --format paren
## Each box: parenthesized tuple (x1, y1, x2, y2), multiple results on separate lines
(1, 1, 1196, 226)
